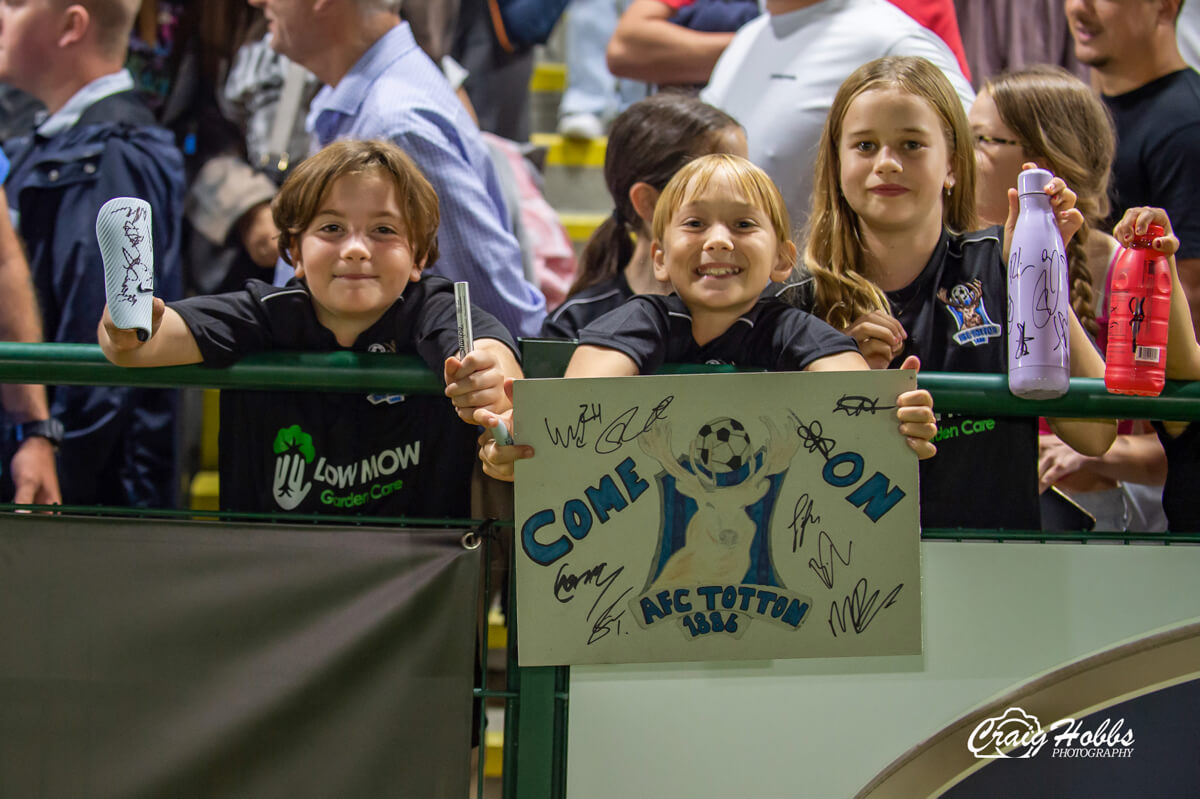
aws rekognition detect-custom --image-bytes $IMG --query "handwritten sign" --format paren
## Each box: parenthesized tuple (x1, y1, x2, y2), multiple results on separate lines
(513, 370, 922, 666)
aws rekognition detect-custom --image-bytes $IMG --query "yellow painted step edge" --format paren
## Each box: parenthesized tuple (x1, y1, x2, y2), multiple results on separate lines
(530, 62, 566, 94)
(200, 389, 220, 469)
(530, 132, 607, 168)
(189, 470, 220, 511)
(558, 211, 608, 243)
(484, 730, 504, 777)
(487, 616, 508, 650)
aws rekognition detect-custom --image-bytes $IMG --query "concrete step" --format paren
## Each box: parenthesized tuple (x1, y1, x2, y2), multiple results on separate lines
(189, 470, 219, 511)
(186, 388, 221, 510)
(482, 706, 506, 780)
(528, 13, 566, 135)
(531, 61, 566, 94)
(484, 730, 504, 778)
(529, 62, 565, 136)
(560, 211, 608, 246)
(487, 607, 508, 650)
(531, 131, 606, 168)
(200, 389, 219, 468)
(532, 132, 611, 215)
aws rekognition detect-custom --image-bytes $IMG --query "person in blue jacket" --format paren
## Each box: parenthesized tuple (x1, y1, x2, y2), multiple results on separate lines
(0, 0, 185, 507)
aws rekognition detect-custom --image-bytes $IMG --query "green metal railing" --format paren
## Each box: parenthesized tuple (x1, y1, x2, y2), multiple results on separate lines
(5, 342, 1199, 414)
(0, 343, 548, 798)
(0, 342, 444, 393)
(1, 341, 1199, 798)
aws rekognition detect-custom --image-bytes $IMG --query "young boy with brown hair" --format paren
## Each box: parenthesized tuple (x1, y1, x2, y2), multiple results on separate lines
(100, 138, 522, 515)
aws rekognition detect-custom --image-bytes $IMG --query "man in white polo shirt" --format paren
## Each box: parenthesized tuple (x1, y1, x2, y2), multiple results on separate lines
(701, 0, 974, 231)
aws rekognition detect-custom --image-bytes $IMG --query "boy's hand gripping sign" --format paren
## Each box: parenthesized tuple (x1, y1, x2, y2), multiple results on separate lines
(514, 370, 922, 666)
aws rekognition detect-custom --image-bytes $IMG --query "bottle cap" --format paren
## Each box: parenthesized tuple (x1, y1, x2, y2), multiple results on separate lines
(1016, 168, 1054, 196)
(1132, 223, 1166, 247)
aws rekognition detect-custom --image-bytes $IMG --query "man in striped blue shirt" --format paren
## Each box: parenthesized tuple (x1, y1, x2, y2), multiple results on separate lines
(250, 0, 548, 337)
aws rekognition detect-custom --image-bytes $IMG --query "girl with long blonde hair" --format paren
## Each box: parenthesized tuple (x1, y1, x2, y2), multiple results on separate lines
(802, 56, 1114, 531)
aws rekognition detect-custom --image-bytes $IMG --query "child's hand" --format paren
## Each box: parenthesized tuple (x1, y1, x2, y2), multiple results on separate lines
(1002, 163, 1085, 259)
(99, 297, 164, 352)
(895, 355, 937, 460)
(845, 310, 905, 370)
(474, 405, 533, 482)
(444, 348, 509, 424)
(1115, 207, 1200, 381)
(237, 201, 281, 268)
(1111, 207, 1179, 255)
(97, 302, 202, 368)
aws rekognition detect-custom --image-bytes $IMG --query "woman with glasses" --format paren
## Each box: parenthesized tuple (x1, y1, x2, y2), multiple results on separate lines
(969, 64, 1111, 331)
(969, 64, 1169, 533)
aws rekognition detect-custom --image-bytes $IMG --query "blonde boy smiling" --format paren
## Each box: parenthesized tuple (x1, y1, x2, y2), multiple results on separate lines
(570, 154, 869, 375)
(476, 154, 939, 481)
(650, 166, 806, 347)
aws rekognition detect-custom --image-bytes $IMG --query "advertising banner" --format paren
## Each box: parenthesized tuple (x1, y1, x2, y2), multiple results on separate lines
(0, 515, 479, 799)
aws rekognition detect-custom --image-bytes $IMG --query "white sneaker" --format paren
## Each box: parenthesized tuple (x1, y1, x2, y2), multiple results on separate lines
(558, 112, 605, 140)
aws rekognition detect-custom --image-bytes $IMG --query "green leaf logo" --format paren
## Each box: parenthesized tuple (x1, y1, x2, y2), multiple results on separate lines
(273, 425, 315, 463)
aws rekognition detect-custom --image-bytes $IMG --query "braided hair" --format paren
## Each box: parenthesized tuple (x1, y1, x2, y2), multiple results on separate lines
(987, 65, 1116, 337)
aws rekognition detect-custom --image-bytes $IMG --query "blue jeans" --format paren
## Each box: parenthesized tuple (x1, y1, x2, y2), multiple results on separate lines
(559, 0, 647, 118)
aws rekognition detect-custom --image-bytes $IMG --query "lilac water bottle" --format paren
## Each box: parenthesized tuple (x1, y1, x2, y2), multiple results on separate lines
(1007, 168, 1071, 399)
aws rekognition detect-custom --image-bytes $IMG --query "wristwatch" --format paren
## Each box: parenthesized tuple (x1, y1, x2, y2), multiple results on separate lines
(11, 418, 64, 449)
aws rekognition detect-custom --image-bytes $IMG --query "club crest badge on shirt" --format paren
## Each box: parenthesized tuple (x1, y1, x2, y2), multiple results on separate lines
(937, 279, 1002, 346)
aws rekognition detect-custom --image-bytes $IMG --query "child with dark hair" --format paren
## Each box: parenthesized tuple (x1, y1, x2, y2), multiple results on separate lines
(542, 93, 748, 339)
(100, 138, 522, 515)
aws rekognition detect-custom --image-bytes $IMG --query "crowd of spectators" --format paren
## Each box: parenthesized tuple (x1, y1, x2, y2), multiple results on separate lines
(0, 0, 1196, 532)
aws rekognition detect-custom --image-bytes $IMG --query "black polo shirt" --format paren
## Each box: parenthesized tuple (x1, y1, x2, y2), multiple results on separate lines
(173, 276, 518, 516)
(544, 274, 814, 341)
(541, 274, 635, 340)
(886, 227, 1040, 531)
(577, 293, 858, 372)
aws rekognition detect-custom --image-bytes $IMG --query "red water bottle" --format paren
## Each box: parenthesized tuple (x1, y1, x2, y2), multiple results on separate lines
(1105, 223, 1172, 396)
